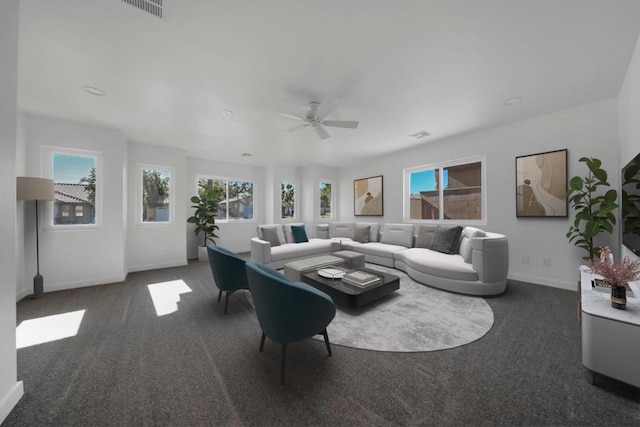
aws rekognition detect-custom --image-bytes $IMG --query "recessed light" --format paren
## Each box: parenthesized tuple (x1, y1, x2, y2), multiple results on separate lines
(82, 86, 105, 96)
(504, 97, 522, 106)
(241, 153, 252, 157)
(221, 109, 234, 117)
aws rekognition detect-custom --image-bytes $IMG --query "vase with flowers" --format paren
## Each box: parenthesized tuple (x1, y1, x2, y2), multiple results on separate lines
(587, 247, 640, 310)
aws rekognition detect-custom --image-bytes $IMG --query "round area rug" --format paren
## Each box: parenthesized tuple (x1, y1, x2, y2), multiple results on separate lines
(314, 264, 494, 352)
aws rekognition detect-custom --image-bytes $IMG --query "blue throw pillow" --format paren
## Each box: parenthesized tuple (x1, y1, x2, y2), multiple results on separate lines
(291, 225, 309, 243)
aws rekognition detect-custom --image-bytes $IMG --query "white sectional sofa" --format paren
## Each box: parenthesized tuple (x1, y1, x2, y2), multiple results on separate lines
(250, 221, 508, 296)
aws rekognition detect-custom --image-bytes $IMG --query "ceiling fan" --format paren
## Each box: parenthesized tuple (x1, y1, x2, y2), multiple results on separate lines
(278, 102, 359, 140)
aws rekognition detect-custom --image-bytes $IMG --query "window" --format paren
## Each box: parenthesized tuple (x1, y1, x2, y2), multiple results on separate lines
(405, 157, 484, 223)
(46, 148, 101, 227)
(141, 166, 172, 223)
(197, 176, 254, 221)
(320, 181, 333, 219)
(281, 182, 296, 219)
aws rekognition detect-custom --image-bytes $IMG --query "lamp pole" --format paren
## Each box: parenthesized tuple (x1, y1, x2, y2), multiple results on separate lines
(33, 199, 43, 298)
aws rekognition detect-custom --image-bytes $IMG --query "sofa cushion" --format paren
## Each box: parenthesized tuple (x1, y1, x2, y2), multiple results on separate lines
(291, 225, 309, 243)
(353, 225, 371, 243)
(329, 222, 354, 238)
(271, 239, 341, 262)
(459, 227, 486, 264)
(415, 225, 437, 248)
(353, 242, 408, 258)
(261, 227, 282, 247)
(429, 225, 463, 254)
(355, 222, 380, 242)
(380, 223, 414, 247)
(257, 224, 285, 245)
(283, 223, 305, 243)
(394, 248, 478, 281)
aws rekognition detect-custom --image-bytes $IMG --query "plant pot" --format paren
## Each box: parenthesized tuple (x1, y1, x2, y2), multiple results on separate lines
(198, 246, 208, 262)
(611, 285, 627, 310)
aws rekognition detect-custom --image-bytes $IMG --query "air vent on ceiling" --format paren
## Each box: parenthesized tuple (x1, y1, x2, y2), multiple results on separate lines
(120, 0, 163, 19)
(410, 130, 431, 139)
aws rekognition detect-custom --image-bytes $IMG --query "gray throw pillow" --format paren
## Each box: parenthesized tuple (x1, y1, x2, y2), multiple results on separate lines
(353, 225, 371, 243)
(415, 225, 437, 248)
(429, 225, 463, 254)
(261, 227, 281, 247)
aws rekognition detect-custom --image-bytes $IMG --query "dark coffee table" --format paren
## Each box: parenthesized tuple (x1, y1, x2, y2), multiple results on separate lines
(301, 267, 400, 308)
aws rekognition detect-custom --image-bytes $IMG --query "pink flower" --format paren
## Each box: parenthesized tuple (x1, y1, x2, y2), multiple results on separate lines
(588, 257, 640, 290)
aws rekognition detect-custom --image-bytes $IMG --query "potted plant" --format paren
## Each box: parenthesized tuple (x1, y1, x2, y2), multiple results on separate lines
(187, 181, 220, 261)
(566, 157, 618, 261)
(588, 247, 640, 310)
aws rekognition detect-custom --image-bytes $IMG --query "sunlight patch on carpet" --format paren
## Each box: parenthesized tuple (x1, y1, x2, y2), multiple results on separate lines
(17, 309, 86, 349)
(147, 279, 192, 316)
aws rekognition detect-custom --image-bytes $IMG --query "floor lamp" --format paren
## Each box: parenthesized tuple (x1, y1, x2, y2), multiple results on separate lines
(17, 177, 55, 299)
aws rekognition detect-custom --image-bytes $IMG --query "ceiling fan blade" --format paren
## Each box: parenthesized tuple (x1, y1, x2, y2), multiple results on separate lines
(276, 111, 305, 121)
(313, 125, 330, 140)
(281, 124, 310, 133)
(321, 120, 359, 129)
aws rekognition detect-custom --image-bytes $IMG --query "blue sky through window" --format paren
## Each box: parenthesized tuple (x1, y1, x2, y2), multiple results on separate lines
(410, 169, 448, 195)
(53, 154, 95, 183)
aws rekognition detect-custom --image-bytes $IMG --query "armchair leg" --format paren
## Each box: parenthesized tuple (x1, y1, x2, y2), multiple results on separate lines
(281, 344, 288, 385)
(260, 332, 266, 352)
(217, 290, 222, 303)
(224, 291, 230, 315)
(322, 329, 332, 357)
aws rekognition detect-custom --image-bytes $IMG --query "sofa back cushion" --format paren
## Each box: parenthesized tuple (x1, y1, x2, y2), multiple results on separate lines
(316, 224, 329, 239)
(291, 225, 309, 243)
(380, 223, 414, 247)
(355, 222, 380, 242)
(329, 222, 354, 238)
(459, 226, 486, 263)
(429, 225, 463, 254)
(415, 224, 437, 248)
(283, 223, 305, 243)
(257, 224, 285, 245)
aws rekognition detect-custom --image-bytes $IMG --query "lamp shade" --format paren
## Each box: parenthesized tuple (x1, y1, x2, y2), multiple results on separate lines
(17, 177, 55, 201)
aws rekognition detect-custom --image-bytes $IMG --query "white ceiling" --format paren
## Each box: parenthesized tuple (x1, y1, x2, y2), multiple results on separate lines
(17, 0, 640, 167)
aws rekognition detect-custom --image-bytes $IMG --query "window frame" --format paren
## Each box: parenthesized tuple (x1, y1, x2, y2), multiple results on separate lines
(280, 180, 297, 221)
(319, 180, 335, 220)
(195, 174, 256, 223)
(403, 155, 486, 225)
(138, 163, 175, 226)
(42, 146, 103, 230)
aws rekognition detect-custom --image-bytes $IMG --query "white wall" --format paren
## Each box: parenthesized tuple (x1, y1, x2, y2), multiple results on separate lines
(127, 142, 188, 271)
(619, 31, 640, 261)
(22, 114, 128, 294)
(186, 157, 265, 256)
(0, 0, 23, 422)
(339, 98, 620, 290)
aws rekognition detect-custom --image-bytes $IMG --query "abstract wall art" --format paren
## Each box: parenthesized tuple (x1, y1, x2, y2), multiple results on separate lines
(354, 175, 383, 216)
(515, 149, 568, 217)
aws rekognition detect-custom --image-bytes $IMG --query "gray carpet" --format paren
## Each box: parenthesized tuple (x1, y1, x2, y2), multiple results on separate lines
(4, 260, 640, 426)
(315, 264, 494, 352)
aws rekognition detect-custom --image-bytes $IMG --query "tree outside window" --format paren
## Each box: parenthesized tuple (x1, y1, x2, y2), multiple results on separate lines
(142, 168, 171, 222)
(281, 182, 295, 219)
(320, 182, 333, 219)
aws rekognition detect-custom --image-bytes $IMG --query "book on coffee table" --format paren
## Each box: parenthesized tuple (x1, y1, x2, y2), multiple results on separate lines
(342, 271, 381, 288)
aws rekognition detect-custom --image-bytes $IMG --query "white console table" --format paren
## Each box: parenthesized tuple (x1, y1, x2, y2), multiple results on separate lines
(580, 265, 640, 388)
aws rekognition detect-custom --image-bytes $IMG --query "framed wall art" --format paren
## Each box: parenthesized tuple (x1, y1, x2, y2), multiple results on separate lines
(354, 175, 383, 216)
(515, 149, 568, 217)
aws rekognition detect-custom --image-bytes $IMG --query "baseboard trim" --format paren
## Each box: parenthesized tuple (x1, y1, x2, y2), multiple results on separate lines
(0, 381, 23, 424)
(44, 273, 128, 294)
(508, 273, 575, 291)
(127, 260, 188, 273)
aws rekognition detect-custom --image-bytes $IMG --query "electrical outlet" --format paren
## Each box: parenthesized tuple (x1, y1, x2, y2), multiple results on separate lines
(520, 255, 529, 264)
(542, 257, 551, 267)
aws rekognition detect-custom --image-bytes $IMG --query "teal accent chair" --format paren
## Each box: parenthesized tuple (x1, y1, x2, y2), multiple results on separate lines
(206, 245, 250, 315)
(245, 261, 336, 385)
